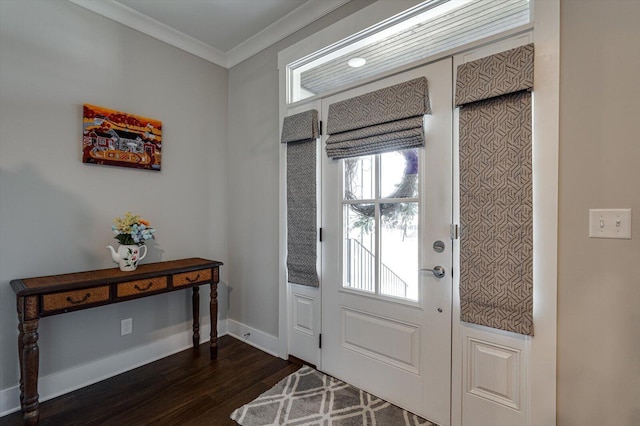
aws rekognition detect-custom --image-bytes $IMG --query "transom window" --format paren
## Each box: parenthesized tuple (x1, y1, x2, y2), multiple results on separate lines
(288, 0, 531, 103)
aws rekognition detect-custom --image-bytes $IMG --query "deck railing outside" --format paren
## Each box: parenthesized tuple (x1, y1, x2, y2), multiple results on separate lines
(345, 238, 408, 298)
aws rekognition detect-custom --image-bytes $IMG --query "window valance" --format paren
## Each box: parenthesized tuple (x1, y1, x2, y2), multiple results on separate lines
(326, 77, 431, 159)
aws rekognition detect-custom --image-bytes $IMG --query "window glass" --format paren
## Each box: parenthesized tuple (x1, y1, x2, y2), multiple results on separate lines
(380, 149, 419, 199)
(342, 149, 420, 301)
(380, 202, 419, 300)
(344, 156, 374, 200)
(344, 204, 376, 293)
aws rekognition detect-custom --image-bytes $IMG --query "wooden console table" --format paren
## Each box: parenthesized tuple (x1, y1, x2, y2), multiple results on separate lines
(10, 257, 222, 425)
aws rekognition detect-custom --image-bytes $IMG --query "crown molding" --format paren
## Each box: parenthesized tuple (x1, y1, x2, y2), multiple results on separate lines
(67, 0, 229, 67)
(226, 0, 352, 68)
(67, 0, 352, 69)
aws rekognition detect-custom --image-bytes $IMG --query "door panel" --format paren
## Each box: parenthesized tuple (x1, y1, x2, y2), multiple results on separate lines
(321, 59, 453, 425)
(341, 307, 420, 373)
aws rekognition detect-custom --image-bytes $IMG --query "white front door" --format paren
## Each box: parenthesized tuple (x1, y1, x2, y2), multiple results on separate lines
(321, 58, 453, 426)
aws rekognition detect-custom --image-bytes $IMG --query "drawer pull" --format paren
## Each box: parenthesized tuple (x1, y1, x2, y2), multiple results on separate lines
(134, 282, 154, 292)
(66, 293, 91, 305)
(185, 274, 200, 283)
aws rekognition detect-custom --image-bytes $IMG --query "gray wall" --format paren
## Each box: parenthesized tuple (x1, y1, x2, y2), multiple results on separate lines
(0, 0, 228, 394)
(558, 1, 640, 424)
(226, 0, 374, 336)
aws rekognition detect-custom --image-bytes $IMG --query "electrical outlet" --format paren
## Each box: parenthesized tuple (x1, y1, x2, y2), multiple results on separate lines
(589, 209, 632, 239)
(121, 318, 132, 336)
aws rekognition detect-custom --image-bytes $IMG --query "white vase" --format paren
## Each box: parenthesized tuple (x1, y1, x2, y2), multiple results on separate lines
(107, 244, 147, 271)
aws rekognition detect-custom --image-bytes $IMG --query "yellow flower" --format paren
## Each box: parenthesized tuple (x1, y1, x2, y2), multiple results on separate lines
(113, 212, 143, 232)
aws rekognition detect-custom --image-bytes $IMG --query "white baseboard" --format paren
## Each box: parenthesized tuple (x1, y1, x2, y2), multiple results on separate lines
(225, 318, 282, 358)
(0, 319, 228, 418)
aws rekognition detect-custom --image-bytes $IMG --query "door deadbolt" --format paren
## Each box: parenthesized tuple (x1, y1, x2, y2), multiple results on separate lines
(433, 240, 445, 253)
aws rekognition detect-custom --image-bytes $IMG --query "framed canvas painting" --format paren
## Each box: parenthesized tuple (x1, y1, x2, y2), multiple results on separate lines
(82, 104, 162, 171)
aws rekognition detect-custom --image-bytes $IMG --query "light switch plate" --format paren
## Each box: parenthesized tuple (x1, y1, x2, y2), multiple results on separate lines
(589, 209, 632, 239)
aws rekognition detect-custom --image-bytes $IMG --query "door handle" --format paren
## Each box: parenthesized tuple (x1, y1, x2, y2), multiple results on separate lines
(419, 266, 446, 279)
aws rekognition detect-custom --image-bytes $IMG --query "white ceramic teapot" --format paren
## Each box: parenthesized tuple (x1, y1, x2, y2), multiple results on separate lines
(107, 244, 147, 271)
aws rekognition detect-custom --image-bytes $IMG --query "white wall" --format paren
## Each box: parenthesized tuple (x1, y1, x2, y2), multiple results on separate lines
(558, 1, 640, 424)
(0, 0, 228, 407)
(226, 0, 374, 337)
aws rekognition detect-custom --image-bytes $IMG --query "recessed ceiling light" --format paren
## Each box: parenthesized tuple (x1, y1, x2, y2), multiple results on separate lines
(347, 57, 366, 68)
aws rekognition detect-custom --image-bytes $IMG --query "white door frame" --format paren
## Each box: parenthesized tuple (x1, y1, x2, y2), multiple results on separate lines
(277, 2, 559, 424)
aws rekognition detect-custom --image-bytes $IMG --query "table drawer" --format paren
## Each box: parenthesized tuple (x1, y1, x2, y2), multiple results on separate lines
(42, 286, 110, 312)
(173, 269, 212, 287)
(117, 277, 167, 298)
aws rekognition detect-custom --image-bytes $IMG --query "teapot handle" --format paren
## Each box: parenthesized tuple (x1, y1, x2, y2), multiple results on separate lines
(138, 245, 148, 261)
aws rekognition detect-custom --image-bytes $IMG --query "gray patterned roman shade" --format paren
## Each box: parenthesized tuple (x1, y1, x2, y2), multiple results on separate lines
(326, 77, 431, 159)
(281, 110, 319, 287)
(457, 44, 534, 336)
(281, 109, 319, 144)
(455, 44, 534, 106)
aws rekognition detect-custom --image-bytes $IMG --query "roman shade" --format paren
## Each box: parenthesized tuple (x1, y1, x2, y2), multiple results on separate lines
(281, 109, 319, 287)
(457, 44, 534, 336)
(455, 43, 534, 105)
(281, 109, 319, 144)
(325, 77, 431, 159)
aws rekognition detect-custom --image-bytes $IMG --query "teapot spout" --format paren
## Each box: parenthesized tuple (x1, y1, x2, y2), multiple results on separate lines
(106, 245, 120, 263)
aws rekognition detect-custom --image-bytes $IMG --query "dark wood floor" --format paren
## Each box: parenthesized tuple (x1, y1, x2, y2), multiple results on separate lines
(1, 335, 301, 426)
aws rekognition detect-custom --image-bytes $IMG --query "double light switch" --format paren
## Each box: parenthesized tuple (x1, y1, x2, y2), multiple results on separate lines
(588, 209, 632, 239)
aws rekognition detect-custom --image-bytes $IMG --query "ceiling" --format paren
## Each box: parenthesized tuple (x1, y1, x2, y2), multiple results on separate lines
(67, 0, 352, 68)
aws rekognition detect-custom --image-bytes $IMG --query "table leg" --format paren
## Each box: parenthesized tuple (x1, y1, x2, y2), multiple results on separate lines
(17, 297, 24, 409)
(20, 296, 40, 425)
(192, 286, 200, 350)
(210, 282, 218, 360)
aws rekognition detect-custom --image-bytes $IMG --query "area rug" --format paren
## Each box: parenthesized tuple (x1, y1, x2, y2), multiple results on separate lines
(230, 365, 436, 426)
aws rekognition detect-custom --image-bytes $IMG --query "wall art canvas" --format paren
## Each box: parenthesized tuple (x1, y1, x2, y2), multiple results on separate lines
(82, 104, 162, 171)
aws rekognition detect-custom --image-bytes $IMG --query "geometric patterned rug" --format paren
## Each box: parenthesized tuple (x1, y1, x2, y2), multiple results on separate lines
(230, 366, 437, 425)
